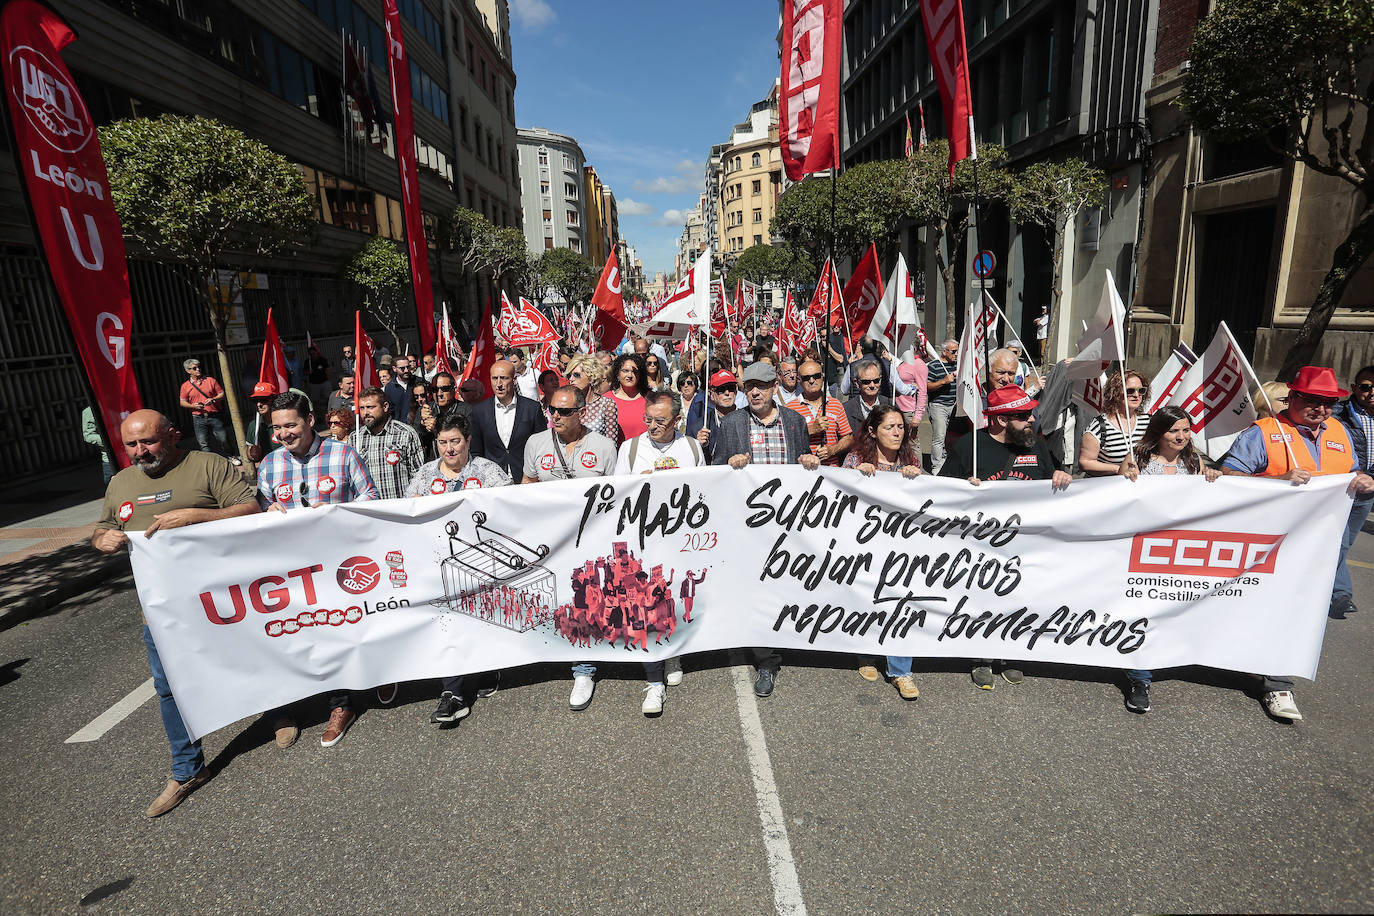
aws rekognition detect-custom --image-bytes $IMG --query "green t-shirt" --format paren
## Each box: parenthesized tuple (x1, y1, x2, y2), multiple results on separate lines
(97, 450, 256, 532)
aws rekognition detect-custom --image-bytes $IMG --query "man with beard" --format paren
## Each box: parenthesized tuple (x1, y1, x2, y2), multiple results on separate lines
(350, 387, 424, 501)
(940, 384, 1070, 689)
(91, 410, 259, 817)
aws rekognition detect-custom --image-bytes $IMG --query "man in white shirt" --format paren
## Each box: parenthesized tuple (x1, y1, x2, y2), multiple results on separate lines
(511, 348, 539, 400)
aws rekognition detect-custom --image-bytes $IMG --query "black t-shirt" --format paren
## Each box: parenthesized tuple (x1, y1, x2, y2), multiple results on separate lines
(307, 356, 330, 385)
(939, 428, 1057, 482)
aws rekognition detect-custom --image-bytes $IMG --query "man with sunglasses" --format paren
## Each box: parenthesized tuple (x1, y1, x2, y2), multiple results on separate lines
(843, 358, 891, 435)
(1332, 365, 1374, 618)
(685, 369, 741, 462)
(787, 359, 853, 466)
(1220, 366, 1374, 721)
(940, 384, 1071, 690)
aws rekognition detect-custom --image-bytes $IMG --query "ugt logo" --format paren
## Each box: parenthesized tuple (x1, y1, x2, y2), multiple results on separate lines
(10, 46, 91, 153)
(337, 556, 381, 594)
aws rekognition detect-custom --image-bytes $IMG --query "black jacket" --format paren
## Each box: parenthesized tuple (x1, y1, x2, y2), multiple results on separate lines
(469, 394, 545, 479)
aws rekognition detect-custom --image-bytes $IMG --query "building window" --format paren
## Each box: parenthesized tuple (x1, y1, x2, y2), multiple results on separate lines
(752, 208, 762, 223)
(467, 41, 475, 74)
(540, 181, 550, 195)
(734, 156, 741, 170)
(564, 181, 577, 198)
(754, 234, 762, 246)
(542, 209, 551, 221)
(545, 237, 554, 249)
(563, 153, 574, 171)
(752, 179, 761, 194)
(566, 210, 579, 226)
(569, 237, 581, 252)
(538, 149, 548, 166)
(751, 152, 761, 167)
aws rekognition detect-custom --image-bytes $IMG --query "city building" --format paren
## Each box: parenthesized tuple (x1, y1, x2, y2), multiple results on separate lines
(0, 0, 513, 482)
(716, 88, 783, 258)
(677, 195, 707, 280)
(582, 164, 620, 268)
(516, 126, 587, 256)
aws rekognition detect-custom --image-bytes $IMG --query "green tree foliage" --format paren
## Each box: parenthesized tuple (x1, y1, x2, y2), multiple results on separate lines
(907, 140, 1014, 338)
(1006, 159, 1107, 347)
(1179, 0, 1374, 378)
(725, 243, 816, 291)
(344, 236, 410, 352)
(539, 247, 597, 306)
(101, 114, 314, 462)
(770, 161, 920, 268)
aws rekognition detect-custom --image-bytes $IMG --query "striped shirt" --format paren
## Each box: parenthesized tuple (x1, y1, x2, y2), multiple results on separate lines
(1086, 413, 1152, 466)
(257, 434, 378, 509)
(926, 358, 956, 406)
(786, 396, 852, 466)
(349, 418, 424, 500)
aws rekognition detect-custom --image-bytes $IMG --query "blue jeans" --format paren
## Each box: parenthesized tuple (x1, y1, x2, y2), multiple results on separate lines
(1127, 668, 1151, 685)
(192, 414, 229, 455)
(1333, 495, 1374, 600)
(886, 656, 913, 678)
(572, 663, 596, 678)
(142, 625, 204, 782)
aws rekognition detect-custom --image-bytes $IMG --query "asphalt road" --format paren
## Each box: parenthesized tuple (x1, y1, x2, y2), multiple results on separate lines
(2, 537, 1373, 914)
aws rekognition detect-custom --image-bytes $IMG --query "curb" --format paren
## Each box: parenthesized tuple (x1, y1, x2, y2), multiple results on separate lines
(0, 544, 133, 633)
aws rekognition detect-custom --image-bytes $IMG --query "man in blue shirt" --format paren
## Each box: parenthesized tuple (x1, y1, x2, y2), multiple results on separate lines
(1332, 365, 1374, 617)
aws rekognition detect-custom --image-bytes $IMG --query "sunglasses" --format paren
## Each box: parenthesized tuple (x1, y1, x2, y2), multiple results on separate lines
(800, 373, 824, 381)
(1001, 411, 1034, 421)
(743, 382, 773, 392)
(549, 405, 580, 416)
(1293, 395, 1337, 409)
(711, 384, 737, 393)
(1125, 387, 1144, 395)
(858, 378, 882, 386)
(434, 384, 455, 391)
(1357, 383, 1374, 393)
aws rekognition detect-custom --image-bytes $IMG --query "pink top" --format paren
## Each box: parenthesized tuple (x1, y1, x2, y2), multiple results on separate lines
(894, 359, 929, 421)
(611, 392, 647, 439)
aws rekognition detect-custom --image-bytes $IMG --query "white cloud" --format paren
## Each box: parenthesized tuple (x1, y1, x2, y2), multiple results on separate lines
(632, 159, 704, 196)
(511, 0, 556, 30)
(618, 198, 654, 216)
(652, 209, 685, 227)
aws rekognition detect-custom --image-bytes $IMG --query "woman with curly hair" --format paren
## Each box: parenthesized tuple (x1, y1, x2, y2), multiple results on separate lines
(324, 407, 354, 441)
(609, 352, 649, 439)
(841, 405, 923, 700)
(1079, 369, 1152, 476)
(565, 353, 622, 445)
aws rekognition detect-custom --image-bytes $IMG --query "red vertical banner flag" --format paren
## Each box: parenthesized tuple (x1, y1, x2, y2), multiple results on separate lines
(353, 311, 379, 407)
(779, 0, 841, 181)
(0, 0, 141, 464)
(589, 249, 627, 350)
(838, 242, 885, 346)
(460, 302, 497, 399)
(920, 0, 976, 177)
(259, 309, 290, 394)
(381, 0, 436, 356)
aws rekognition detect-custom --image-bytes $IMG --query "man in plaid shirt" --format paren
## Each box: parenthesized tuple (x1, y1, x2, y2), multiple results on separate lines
(256, 391, 378, 749)
(349, 386, 424, 500)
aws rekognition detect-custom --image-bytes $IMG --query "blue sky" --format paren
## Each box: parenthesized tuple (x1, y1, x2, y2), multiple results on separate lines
(509, 0, 781, 279)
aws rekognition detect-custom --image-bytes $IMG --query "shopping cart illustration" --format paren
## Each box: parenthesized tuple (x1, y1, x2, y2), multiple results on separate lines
(432, 511, 558, 633)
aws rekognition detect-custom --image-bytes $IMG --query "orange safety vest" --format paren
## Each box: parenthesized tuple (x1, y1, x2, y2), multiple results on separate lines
(1256, 416, 1354, 477)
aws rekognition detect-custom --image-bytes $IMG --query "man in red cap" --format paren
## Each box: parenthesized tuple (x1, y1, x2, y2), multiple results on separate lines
(245, 381, 280, 463)
(1220, 365, 1374, 721)
(940, 384, 1071, 689)
(685, 369, 741, 462)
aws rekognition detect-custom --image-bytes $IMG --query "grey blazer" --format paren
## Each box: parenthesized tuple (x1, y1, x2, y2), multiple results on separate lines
(709, 406, 812, 465)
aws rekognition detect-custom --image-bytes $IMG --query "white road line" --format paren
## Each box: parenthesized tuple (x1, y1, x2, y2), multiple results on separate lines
(729, 655, 808, 916)
(65, 678, 155, 744)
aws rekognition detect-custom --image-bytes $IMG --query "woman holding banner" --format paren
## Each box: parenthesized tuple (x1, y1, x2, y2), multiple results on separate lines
(1079, 370, 1152, 476)
(405, 413, 511, 726)
(843, 406, 924, 700)
(1116, 406, 1222, 714)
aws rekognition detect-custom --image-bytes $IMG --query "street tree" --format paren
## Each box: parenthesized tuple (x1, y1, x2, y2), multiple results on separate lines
(771, 176, 853, 266)
(725, 243, 816, 293)
(100, 114, 314, 463)
(344, 236, 410, 353)
(839, 159, 921, 265)
(490, 227, 531, 299)
(1006, 158, 1107, 350)
(907, 140, 1015, 338)
(1180, 0, 1374, 379)
(539, 247, 597, 306)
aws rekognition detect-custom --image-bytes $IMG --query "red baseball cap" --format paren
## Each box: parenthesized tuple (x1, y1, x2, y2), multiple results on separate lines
(251, 382, 278, 398)
(1287, 366, 1348, 400)
(985, 384, 1038, 414)
(709, 370, 738, 388)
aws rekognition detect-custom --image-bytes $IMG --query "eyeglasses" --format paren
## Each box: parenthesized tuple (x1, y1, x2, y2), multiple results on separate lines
(743, 382, 773, 392)
(1125, 387, 1144, 395)
(434, 384, 455, 392)
(800, 373, 824, 381)
(643, 415, 674, 426)
(858, 377, 882, 386)
(549, 405, 580, 416)
(328, 421, 344, 427)
(1357, 383, 1374, 393)
(1293, 394, 1337, 410)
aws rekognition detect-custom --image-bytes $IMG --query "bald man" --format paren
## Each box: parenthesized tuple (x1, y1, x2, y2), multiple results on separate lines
(468, 358, 545, 479)
(92, 410, 259, 818)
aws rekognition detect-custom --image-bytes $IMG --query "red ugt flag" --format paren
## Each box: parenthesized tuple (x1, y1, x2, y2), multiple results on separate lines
(258, 309, 290, 395)
(921, 0, 976, 177)
(838, 242, 884, 345)
(1, 0, 142, 465)
(590, 249, 627, 350)
(780, 0, 841, 181)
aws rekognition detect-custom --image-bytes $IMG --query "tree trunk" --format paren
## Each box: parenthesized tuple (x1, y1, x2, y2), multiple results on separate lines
(1277, 201, 1374, 381)
(200, 289, 251, 467)
(1042, 230, 1067, 363)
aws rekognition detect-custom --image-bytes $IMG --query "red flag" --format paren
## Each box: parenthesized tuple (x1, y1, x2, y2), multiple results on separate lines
(779, 0, 841, 181)
(1, 1, 141, 465)
(258, 309, 290, 395)
(532, 341, 559, 375)
(921, 0, 976, 177)
(382, 0, 436, 355)
(353, 312, 379, 408)
(501, 295, 559, 348)
(590, 250, 626, 350)
(806, 259, 842, 319)
(838, 242, 885, 345)
(460, 302, 497, 399)
(433, 303, 460, 376)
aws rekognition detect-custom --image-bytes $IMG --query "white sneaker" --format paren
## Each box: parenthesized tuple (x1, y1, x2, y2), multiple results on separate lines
(665, 656, 683, 687)
(569, 675, 595, 710)
(1263, 690, 1303, 720)
(642, 683, 665, 716)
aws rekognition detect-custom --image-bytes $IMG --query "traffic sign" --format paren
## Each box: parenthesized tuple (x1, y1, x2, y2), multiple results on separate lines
(973, 250, 996, 278)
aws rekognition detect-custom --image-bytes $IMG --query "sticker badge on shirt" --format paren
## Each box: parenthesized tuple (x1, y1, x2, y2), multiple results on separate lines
(463, 477, 483, 489)
(580, 451, 598, 469)
(317, 475, 337, 496)
(1327, 441, 1347, 452)
(385, 449, 401, 466)
(654, 457, 679, 470)
(274, 484, 294, 504)
(750, 431, 765, 448)
(539, 454, 556, 472)
(1269, 433, 1293, 442)
(117, 501, 134, 523)
(136, 490, 172, 506)
(429, 478, 447, 495)
(1013, 454, 1039, 467)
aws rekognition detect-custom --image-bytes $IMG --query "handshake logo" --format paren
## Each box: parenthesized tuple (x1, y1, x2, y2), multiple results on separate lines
(336, 556, 381, 594)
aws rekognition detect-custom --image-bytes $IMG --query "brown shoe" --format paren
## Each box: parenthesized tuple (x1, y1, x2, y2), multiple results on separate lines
(273, 717, 299, 749)
(858, 665, 880, 682)
(320, 707, 355, 747)
(892, 675, 919, 700)
(145, 771, 208, 818)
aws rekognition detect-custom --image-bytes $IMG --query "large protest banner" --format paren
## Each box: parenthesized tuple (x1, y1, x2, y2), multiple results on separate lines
(130, 469, 1352, 741)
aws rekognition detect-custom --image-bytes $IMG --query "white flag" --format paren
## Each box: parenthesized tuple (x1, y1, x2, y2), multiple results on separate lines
(636, 248, 711, 338)
(1066, 270, 1127, 379)
(1145, 342, 1197, 414)
(954, 297, 989, 429)
(1168, 323, 1257, 461)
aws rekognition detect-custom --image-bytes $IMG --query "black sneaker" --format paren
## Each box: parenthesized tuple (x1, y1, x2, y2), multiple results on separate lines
(475, 671, 501, 699)
(754, 668, 777, 698)
(430, 691, 470, 724)
(1125, 681, 1151, 714)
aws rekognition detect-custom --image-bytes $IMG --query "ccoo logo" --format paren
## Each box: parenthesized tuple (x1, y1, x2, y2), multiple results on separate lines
(337, 556, 381, 594)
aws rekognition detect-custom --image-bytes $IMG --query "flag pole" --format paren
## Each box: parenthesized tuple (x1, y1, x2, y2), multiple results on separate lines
(1223, 321, 1300, 470)
(972, 157, 990, 393)
(824, 168, 837, 419)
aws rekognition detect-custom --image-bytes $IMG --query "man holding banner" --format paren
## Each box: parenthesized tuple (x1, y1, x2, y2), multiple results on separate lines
(1220, 366, 1374, 720)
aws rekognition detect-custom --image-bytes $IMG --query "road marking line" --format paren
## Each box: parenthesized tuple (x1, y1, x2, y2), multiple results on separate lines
(729, 654, 807, 916)
(65, 678, 155, 744)
(1349, 559, 1374, 570)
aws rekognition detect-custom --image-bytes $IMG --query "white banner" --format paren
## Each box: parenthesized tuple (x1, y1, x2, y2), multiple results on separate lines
(131, 469, 1352, 741)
